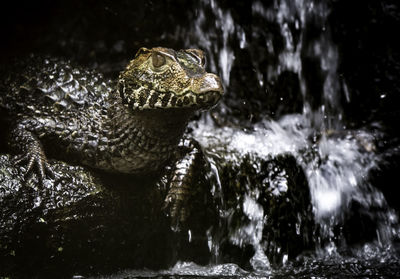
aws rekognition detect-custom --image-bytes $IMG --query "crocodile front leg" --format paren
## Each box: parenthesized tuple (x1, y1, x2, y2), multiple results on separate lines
(8, 123, 53, 184)
(164, 138, 203, 230)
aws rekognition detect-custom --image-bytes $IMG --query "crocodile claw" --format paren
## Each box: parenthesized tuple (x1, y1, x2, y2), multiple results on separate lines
(163, 140, 201, 231)
(12, 150, 55, 184)
(163, 189, 189, 231)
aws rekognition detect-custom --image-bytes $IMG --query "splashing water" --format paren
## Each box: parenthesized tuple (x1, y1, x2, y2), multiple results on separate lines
(187, 0, 399, 265)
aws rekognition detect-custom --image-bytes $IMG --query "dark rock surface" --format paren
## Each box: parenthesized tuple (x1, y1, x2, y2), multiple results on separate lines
(0, 148, 313, 277)
(216, 154, 314, 266)
(0, 153, 216, 278)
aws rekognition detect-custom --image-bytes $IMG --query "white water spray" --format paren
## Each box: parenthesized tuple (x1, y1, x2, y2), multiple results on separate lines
(188, 0, 399, 264)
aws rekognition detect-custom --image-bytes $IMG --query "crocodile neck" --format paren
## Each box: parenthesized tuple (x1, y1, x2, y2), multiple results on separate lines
(107, 91, 193, 141)
(92, 92, 194, 174)
(130, 109, 193, 141)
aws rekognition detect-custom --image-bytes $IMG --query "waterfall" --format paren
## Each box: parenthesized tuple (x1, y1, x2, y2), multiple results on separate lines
(185, 0, 400, 266)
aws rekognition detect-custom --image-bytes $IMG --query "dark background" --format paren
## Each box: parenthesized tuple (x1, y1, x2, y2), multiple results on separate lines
(1, 0, 400, 209)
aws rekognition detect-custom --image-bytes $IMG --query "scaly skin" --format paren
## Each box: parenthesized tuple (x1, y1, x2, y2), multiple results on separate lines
(0, 48, 224, 226)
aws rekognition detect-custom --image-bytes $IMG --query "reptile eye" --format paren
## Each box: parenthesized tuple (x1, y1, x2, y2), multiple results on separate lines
(200, 56, 206, 67)
(191, 54, 206, 67)
(152, 53, 166, 68)
(185, 49, 206, 67)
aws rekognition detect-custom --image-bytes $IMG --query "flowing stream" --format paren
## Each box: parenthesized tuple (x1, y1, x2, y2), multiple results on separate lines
(89, 0, 400, 278)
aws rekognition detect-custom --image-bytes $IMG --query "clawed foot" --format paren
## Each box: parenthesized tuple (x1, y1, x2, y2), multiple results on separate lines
(163, 185, 189, 231)
(163, 139, 201, 231)
(12, 150, 55, 185)
(9, 124, 55, 185)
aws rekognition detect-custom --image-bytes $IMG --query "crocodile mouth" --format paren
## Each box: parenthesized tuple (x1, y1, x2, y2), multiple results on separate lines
(193, 90, 222, 108)
(126, 86, 222, 110)
(162, 90, 222, 110)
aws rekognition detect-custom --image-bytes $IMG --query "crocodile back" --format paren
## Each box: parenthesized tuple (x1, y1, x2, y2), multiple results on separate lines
(0, 56, 113, 118)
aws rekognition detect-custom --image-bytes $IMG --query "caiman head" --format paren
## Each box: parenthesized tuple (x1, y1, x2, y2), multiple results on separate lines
(118, 47, 223, 110)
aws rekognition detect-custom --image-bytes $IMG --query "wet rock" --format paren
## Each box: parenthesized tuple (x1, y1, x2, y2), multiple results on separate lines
(370, 143, 400, 213)
(210, 153, 314, 266)
(0, 153, 215, 278)
(0, 147, 315, 276)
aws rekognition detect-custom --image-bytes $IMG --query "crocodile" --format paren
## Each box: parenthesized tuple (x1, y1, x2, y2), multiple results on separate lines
(0, 47, 223, 226)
